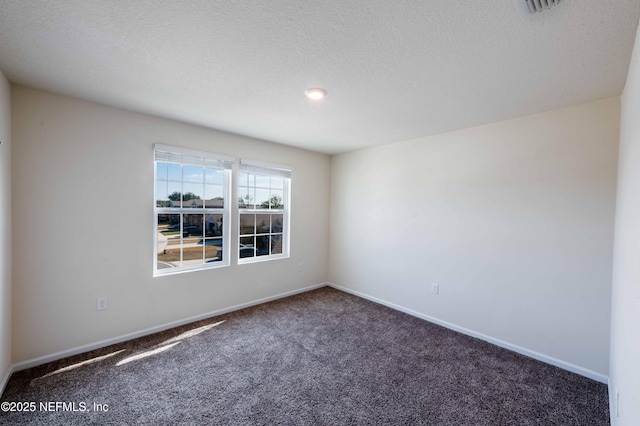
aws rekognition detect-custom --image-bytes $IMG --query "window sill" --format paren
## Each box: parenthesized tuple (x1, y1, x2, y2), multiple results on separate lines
(237, 253, 289, 265)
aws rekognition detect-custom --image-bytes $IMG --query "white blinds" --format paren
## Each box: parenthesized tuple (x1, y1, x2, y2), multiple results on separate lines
(154, 144, 234, 170)
(239, 159, 293, 178)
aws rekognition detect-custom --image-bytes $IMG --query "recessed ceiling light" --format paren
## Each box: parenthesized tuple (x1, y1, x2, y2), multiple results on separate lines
(305, 88, 327, 100)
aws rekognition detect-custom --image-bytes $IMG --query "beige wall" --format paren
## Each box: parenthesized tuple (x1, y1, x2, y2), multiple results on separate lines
(610, 21, 640, 426)
(0, 71, 11, 391)
(11, 85, 330, 363)
(329, 97, 619, 380)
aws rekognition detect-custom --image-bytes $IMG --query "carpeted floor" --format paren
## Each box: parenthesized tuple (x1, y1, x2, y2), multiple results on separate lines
(0, 287, 609, 425)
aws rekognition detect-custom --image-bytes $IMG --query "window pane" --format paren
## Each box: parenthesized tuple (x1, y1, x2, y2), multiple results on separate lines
(156, 180, 170, 207)
(256, 214, 270, 234)
(158, 242, 181, 267)
(204, 238, 223, 263)
(205, 198, 224, 208)
(238, 172, 255, 188)
(167, 163, 181, 181)
(256, 235, 269, 256)
(157, 213, 171, 227)
(202, 237, 223, 247)
(183, 183, 203, 207)
(205, 168, 224, 185)
(240, 236, 255, 258)
(271, 234, 283, 255)
(256, 188, 270, 208)
(156, 162, 168, 180)
(255, 174, 270, 188)
(184, 214, 203, 238)
(158, 213, 181, 234)
(239, 187, 255, 209)
(205, 214, 223, 237)
(205, 185, 224, 208)
(271, 177, 284, 190)
(183, 165, 204, 183)
(271, 214, 284, 233)
(270, 190, 284, 209)
(182, 238, 204, 265)
(167, 182, 182, 207)
(158, 213, 181, 268)
(239, 214, 255, 235)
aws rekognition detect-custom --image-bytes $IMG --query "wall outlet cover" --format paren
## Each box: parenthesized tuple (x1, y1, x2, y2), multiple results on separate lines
(97, 296, 108, 311)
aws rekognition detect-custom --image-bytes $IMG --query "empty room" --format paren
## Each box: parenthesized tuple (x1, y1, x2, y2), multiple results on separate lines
(1, 1, 640, 425)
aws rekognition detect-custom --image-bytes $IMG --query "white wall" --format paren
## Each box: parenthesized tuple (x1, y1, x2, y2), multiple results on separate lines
(0, 71, 11, 391)
(11, 85, 330, 363)
(610, 21, 640, 425)
(329, 98, 619, 379)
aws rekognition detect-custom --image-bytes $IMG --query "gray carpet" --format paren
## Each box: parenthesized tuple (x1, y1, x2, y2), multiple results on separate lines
(0, 287, 609, 425)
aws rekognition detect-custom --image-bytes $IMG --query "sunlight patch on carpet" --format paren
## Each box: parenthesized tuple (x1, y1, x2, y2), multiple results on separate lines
(160, 321, 225, 346)
(116, 343, 180, 366)
(31, 350, 127, 386)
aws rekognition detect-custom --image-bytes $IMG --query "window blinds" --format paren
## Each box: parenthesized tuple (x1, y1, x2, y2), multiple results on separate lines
(239, 159, 293, 178)
(154, 144, 234, 170)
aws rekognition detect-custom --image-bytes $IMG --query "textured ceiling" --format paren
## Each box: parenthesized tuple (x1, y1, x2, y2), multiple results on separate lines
(1, 1, 639, 154)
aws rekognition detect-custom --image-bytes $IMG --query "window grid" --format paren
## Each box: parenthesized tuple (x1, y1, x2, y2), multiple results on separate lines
(238, 169, 290, 262)
(154, 145, 231, 276)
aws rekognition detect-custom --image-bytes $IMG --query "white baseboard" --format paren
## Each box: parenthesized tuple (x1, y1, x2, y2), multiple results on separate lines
(1, 364, 14, 397)
(10, 282, 328, 373)
(327, 282, 608, 384)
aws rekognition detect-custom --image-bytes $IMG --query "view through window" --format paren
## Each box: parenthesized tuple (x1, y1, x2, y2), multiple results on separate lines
(238, 160, 291, 262)
(154, 144, 232, 275)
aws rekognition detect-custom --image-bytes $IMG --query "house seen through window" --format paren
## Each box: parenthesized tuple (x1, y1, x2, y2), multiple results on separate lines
(154, 144, 232, 275)
(237, 159, 291, 262)
(154, 146, 292, 274)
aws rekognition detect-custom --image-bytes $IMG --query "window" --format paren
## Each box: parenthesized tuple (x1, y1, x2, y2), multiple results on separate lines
(154, 144, 233, 275)
(238, 159, 291, 263)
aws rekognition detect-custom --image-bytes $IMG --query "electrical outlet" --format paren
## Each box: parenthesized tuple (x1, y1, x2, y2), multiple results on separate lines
(297, 262, 303, 272)
(97, 296, 108, 311)
(431, 283, 440, 295)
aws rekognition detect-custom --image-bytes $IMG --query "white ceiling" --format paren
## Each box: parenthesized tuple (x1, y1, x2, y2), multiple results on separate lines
(1, 1, 639, 154)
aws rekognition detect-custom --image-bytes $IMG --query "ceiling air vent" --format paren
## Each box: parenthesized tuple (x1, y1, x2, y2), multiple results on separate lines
(514, 0, 563, 20)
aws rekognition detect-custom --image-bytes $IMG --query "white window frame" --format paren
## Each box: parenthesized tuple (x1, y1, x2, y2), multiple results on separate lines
(237, 159, 292, 264)
(153, 144, 233, 276)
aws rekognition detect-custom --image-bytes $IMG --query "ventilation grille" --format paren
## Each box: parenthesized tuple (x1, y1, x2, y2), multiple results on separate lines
(514, 0, 563, 19)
